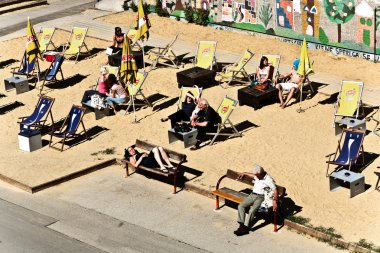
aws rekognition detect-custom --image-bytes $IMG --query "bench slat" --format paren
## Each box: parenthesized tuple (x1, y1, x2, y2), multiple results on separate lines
(212, 187, 248, 203)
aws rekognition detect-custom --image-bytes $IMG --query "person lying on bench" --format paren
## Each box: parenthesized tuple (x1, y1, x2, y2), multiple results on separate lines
(125, 145, 175, 173)
(190, 98, 221, 151)
(234, 164, 278, 236)
(161, 91, 197, 127)
(275, 58, 301, 109)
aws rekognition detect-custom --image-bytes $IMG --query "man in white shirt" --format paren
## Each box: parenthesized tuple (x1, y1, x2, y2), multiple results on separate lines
(234, 165, 278, 236)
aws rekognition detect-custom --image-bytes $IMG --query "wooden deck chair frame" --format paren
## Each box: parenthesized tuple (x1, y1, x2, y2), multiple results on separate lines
(123, 71, 152, 114)
(193, 40, 218, 70)
(332, 80, 364, 127)
(207, 96, 242, 145)
(147, 34, 181, 69)
(126, 29, 143, 51)
(62, 27, 90, 63)
(49, 105, 88, 152)
(37, 54, 65, 91)
(294, 61, 315, 101)
(38, 27, 57, 53)
(18, 95, 55, 130)
(177, 85, 202, 111)
(372, 107, 380, 137)
(325, 129, 365, 177)
(218, 49, 254, 88)
(11, 51, 41, 79)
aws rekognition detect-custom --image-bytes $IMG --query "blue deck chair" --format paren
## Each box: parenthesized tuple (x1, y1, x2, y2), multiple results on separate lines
(37, 54, 65, 91)
(49, 105, 88, 152)
(11, 52, 40, 78)
(325, 129, 365, 177)
(18, 95, 55, 130)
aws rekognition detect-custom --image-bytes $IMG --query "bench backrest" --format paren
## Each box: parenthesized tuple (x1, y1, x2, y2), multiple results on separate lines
(226, 169, 286, 197)
(135, 139, 186, 162)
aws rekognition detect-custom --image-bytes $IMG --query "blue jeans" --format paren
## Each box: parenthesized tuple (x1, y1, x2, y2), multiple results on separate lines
(106, 97, 126, 107)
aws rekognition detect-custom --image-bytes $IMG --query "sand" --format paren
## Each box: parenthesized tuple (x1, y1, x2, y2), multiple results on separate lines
(0, 12, 379, 245)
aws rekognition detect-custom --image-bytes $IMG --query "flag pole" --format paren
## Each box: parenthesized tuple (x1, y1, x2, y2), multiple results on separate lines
(142, 40, 146, 72)
(130, 83, 137, 123)
(297, 77, 305, 113)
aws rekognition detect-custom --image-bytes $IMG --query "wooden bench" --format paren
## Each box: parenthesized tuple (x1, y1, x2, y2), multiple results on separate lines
(211, 169, 286, 232)
(117, 139, 187, 194)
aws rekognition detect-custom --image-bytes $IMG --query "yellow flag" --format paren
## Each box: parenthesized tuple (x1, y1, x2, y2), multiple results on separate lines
(120, 34, 138, 84)
(26, 18, 41, 63)
(134, 0, 151, 41)
(297, 38, 314, 77)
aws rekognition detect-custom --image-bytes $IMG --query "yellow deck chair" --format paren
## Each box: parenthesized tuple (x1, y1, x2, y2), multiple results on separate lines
(207, 96, 242, 145)
(218, 49, 254, 88)
(124, 71, 152, 114)
(193, 40, 217, 70)
(147, 34, 181, 69)
(126, 29, 143, 51)
(263, 54, 281, 83)
(333, 81, 364, 126)
(38, 27, 56, 53)
(178, 85, 202, 111)
(62, 27, 90, 63)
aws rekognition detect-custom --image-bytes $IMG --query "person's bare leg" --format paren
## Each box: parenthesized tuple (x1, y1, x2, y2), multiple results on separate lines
(158, 146, 174, 167)
(152, 147, 166, 170)
(282, 88, 296, 109)
(276, 84, 284, 106)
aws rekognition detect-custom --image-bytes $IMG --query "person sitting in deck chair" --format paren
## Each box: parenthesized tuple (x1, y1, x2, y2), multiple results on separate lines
(107, 27, 124, 65)
(81, 66, 110, 103)
(275, 58, 301, 109)
(234, 165, 278, 236)
(105, 74, 128, 114)
(190, 98, 221, 151)
(252, 56, 272, 86)
(161, 91, 198, 127)
(125, 145, 175, 173)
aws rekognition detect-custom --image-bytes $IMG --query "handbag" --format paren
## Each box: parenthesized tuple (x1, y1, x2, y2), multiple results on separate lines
(254, 83, 269, 91)
(174, 121, 192, 133)
(90, 94, 107, 109)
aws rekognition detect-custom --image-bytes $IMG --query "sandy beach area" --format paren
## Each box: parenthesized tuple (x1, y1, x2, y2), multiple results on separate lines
(0, 11, 379, 245)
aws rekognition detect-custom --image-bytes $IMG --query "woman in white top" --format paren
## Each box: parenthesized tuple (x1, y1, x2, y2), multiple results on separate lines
(105, 74, 127, 114)
(254, 56, 272, 85)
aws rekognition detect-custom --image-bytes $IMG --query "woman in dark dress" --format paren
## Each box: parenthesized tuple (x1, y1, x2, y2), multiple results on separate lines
(161, 91, 197, 128)
(107, 27, 124, 66)
(125, 146, 174, 173)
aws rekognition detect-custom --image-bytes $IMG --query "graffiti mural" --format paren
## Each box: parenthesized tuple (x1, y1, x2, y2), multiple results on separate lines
(163, 0, 379, 57)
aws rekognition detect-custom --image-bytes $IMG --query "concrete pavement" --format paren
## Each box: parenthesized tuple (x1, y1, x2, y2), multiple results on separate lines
(0, 166, 342, 253)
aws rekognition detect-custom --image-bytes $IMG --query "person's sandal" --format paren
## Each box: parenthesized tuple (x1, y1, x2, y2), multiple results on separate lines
(160, 168, 169, 173)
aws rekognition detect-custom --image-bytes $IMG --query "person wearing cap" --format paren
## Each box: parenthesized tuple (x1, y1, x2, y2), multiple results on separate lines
(81, 66, 110, 103)
(234, 165, 278, 236)
(275, 58, 301, 109)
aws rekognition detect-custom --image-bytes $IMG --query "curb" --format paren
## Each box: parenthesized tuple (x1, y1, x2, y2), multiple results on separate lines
(0, 0, 48, 16)
(0, 158, 116, 193)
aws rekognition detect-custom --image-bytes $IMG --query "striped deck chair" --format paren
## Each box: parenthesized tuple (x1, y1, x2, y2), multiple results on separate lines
(147, 34, 181, 69)
(11, 51, 40, 79)
(124, 71, 152, 114)
(126, 29, 143, 51)
(218, 49, 254, 88)
(207, 96, 242, 145)
(333, 81, 364, 127)
(62, 27, 90, 63)
(372, 108, 380, 137)
(37, 54, 65, 91)
(18, 95, 55, 130)
(38, 27, 56, 53)
(49, 105, 88, 152)
(193, 40, 218, 70)
(325, 129, 365, 177)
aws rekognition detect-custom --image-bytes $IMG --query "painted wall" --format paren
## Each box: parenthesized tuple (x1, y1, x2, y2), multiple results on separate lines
(164, 0, 379, 56)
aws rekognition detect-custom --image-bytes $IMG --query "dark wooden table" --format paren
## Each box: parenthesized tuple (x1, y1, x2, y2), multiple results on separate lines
(176, 66, 216, 88)
(237, 86, 278, 109)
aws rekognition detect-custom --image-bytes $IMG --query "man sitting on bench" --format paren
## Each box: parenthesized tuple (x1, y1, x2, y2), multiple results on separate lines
(234, 164, 278, 236)
(190, 98, 221, 151)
